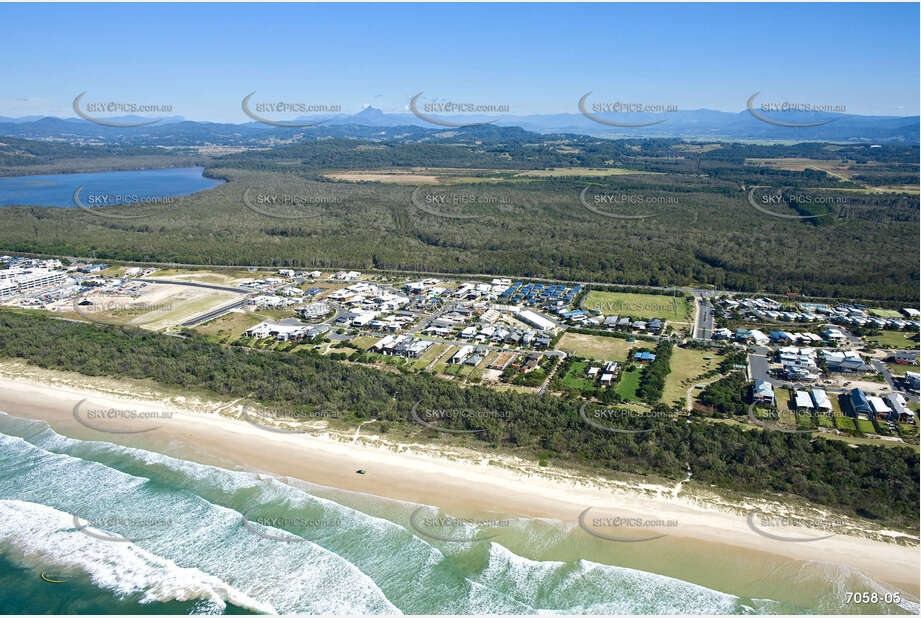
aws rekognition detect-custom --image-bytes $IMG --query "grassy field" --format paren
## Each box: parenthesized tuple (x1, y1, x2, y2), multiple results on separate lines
(431, 345, 458, 374)
(351, 336, 378, 351)
(555, 333, 654, 362)
(834, 416, 857, 432)
(412, 343, 447, 370)
(887, 362, 921, 376)
(830, 393, 846, 415)
(193, 311, 262, 341)
(661, 347, 719, 405)
(583, 291, 691, 322)
(826, 430, 918, 450)
(868, 308, 904, 318)
(614, 368, 642, 401)
(775, 387, 792, 410)
(778, 408, 797, 429)
(868, 331, 920, 349)
(558, 360, 598, 394)
(855, 418, 877, 434)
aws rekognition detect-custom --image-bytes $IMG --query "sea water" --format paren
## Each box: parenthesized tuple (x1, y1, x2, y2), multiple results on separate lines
(0, 411, 915, 615)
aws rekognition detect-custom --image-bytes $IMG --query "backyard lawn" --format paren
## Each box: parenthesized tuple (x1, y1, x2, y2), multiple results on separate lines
(834, 416, 857, 432)
(558, 360, 598, 394)
(615, 368, 643, 401)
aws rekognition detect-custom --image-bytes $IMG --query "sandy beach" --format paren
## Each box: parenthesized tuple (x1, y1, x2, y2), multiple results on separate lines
(0, 362, 917, 602)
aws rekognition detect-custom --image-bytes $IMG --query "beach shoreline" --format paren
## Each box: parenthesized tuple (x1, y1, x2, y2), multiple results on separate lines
(0, 363, 917, 602)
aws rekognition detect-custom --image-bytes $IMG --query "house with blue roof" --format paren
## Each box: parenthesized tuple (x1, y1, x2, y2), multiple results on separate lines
(848, 388, 872, 417)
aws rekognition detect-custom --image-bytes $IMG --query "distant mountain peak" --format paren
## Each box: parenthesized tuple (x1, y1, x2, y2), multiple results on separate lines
(354, 106, 385, 123)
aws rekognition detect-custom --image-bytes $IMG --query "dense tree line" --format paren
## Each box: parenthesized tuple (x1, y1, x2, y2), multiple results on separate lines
(636, 340, 673, 404)
(0, 137, 917, 301)
(697, 372, 750, 417)
(0, 310, 916, 529)
(0, 165, 916, 300)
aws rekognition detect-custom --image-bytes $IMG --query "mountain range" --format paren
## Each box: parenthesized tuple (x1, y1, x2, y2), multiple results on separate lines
(0, 106, 917, 145)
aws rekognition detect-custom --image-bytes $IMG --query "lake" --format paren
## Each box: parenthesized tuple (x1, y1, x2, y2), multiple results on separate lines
(0, 167, 223, 208)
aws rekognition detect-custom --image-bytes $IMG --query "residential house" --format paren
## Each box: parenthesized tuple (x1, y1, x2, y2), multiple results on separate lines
(753, 380, 775, 406)
(848, 388, 873, 417)
(810, 389, 833, 415)
(793, 390, 814, 413)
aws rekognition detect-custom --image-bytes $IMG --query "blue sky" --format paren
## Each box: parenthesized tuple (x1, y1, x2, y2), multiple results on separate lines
(1, 2, 918, 121)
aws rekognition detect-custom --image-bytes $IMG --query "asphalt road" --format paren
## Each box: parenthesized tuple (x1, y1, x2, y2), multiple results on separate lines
(871, 359, 896, 391)
(135, 278, 251, 295)
(180, 298, 250, 327)
(748, 350, 771, 383)
(694, 296, 715, 340)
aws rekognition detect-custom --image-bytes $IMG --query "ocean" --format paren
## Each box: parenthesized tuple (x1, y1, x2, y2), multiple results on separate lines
(0, 410, 916, 615)
(0, 168, 223, 208)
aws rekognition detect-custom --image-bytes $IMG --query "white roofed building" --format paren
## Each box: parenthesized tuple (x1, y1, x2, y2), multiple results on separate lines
(810, 389, 833, 414)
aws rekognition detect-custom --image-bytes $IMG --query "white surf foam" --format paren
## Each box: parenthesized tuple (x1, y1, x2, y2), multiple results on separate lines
(0, 499, 277, 614)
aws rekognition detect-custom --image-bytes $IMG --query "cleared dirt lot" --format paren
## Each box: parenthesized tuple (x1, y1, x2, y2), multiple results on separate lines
(324, 171, 443, 184)
(555, 333, 654, 362)
(514, 167, 659, 177)
(61, 283, 240, 331)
